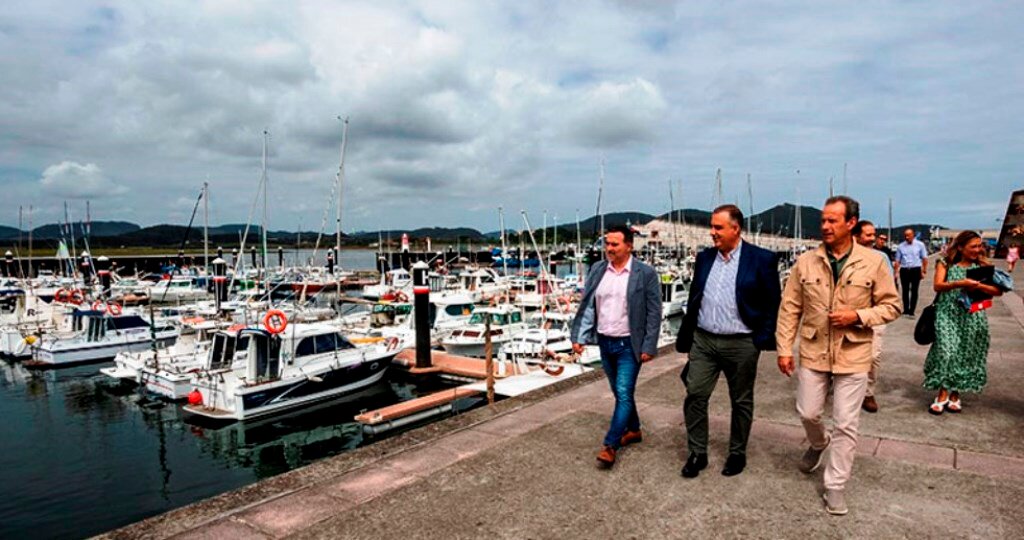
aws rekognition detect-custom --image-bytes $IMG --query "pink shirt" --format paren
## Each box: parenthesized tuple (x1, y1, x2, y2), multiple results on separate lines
(595, 257, 632, 337)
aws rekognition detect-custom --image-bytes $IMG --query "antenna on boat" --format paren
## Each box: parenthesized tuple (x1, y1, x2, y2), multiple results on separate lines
(593, 158, 605, 242)
(203, 179, 210, 276)
(261, 129, 270, 300)
(498, 206, 508, 277)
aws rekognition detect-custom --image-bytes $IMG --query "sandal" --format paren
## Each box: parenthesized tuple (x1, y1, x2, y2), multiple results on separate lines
(928, 397, 948, 415)
(947, 396, 962, 413)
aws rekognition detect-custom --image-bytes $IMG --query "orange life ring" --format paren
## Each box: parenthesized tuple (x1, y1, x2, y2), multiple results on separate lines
(69, 290, 85, 305)
(263, 309, 288, 334)
(394, 291, 409, 303)
(92, 300, 104, 311)
(55, 289, 70, 303)
(107, 303, 123, 316)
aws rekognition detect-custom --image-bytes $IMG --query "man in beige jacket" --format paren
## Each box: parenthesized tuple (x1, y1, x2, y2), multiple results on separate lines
(776, 196, 901, 516)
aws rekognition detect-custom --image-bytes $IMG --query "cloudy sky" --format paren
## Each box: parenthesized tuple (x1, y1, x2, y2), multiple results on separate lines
(1, 1, 1021, 234)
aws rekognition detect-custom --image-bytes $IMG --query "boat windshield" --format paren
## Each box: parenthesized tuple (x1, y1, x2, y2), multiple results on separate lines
(444, 304, 474, 317)
(468, 312, 516, 325)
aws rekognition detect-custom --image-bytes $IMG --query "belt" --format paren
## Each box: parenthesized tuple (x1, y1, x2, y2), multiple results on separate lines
(696, 327, 752, 339)
(597, 333, 630, 340)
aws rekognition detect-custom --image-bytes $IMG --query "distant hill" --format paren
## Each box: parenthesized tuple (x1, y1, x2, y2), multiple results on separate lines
(0, 225, 20, 240)
(0, 211, 951, 249)
(29, 221, 140, 239)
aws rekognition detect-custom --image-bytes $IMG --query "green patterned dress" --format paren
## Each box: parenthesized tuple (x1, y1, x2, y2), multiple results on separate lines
(923, 261, 991, 392)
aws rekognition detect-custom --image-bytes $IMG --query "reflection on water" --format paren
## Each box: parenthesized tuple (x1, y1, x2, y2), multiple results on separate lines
(0, 358, 457, 539)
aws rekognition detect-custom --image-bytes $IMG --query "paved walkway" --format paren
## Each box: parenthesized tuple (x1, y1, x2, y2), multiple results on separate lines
(103, 261, 1024, 539)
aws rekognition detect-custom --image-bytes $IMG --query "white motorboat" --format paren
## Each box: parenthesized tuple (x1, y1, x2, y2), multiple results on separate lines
(361, 268, 412, 300)
(441, 304, 528, 358)
(183, 322, 396, 422)
(28, 309, 178, 367)
(149, 276, 210, 303)
(100, 322, 218, 399)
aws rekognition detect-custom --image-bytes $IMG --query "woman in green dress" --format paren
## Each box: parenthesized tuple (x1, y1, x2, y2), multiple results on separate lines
(924, 231, 1004, 414)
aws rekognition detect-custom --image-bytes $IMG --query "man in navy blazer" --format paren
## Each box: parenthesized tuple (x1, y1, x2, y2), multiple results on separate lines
(675, 204, 781, 478)
(571, 225, 663, 469)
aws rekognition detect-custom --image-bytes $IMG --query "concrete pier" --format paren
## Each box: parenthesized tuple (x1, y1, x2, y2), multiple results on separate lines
(101, 262, 1024, 539)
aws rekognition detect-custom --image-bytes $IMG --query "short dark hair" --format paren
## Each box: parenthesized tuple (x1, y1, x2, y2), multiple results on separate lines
(824, 195, 860, 221)
(605, 224, 634, 244)
(712, 204, 744, 226)
(851, 220, 875, 236)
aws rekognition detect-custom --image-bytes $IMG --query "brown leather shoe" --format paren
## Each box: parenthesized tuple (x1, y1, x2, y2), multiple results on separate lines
(596, 446, 616, 469)
(620, 429, 643, 447)
(862, 395, 879, 413)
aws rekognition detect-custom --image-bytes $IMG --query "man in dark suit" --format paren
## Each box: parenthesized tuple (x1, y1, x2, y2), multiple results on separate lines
(570, 224, 663, 469)
(675, 204, 781, 478)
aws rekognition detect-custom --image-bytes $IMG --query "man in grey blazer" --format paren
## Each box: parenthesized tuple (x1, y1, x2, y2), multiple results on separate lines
(570, 224, 663, 469)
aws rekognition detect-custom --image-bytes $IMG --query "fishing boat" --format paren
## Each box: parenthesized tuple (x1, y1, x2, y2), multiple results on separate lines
(28, 308, 178, 367)
(183, 321, 396, 422)
(149, 276, 210, 303)
(100, 320, 220, 399)
(441, 304, 528, 358)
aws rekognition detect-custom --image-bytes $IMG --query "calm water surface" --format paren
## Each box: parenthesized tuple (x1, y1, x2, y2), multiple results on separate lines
(0, 358, 459, 539)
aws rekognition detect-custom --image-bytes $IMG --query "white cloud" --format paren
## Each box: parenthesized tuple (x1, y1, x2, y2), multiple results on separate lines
(0, 1, 1021, 231)
(38, 161, 128, 199)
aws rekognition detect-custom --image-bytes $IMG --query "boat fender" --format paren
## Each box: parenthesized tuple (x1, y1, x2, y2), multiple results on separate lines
(107, 303, 123, 316)
(187, 389, 203, 405)
(263, 309, 288, 334)
(14, 335, 35, 356)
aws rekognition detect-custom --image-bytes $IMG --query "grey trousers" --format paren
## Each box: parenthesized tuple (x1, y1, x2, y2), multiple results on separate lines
(682, 329, 761, 456)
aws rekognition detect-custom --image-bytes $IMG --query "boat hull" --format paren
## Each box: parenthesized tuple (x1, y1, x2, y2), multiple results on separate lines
(185, 357, 391, 422)
(31, 336, 177, 367)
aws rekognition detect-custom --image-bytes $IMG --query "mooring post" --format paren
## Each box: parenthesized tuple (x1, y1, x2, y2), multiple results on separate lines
(96, 256, 111, 299)
(212, 257, 227, 312)
(412, 261, 431, 369)
(484, 317, 494, 405)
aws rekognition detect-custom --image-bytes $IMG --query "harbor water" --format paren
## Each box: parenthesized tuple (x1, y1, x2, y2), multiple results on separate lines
(0, 360, 460, 539)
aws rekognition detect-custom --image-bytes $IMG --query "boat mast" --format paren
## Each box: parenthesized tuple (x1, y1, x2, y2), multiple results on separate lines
(596, 159, 606, 241)
(261, 130, 269, 277)
(747, 173, 754, 235)
(575, 208, 582, 279)
(203, 180, 210, 275)
(668, 179, 678, 257)
(336, 116, 350, 264)
(552, 214, 558, 254)
(27, 205, 33, 278)
(499, 206, 508, 277)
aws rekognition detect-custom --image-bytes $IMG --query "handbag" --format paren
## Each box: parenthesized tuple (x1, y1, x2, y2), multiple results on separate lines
(914, 302, 937, 345)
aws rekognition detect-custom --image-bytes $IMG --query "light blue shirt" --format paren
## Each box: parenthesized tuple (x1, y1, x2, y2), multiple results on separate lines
(895, 239, 928, 268)
(697, 241, 753, 335)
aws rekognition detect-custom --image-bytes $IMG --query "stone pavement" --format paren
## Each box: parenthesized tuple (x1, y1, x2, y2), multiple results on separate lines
(103, 261, 1024, 539)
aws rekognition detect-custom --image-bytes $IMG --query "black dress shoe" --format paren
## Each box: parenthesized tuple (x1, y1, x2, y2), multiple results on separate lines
(721, 454, 746, 476)
(681, 453, 708, 478)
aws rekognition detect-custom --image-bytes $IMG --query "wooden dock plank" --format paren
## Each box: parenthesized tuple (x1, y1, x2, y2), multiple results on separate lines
(355, 387, 481, 425)
(393, 349, 514, 379)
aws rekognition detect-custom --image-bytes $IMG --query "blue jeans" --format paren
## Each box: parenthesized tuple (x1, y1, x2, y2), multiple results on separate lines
(599, 335, 641, 449)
